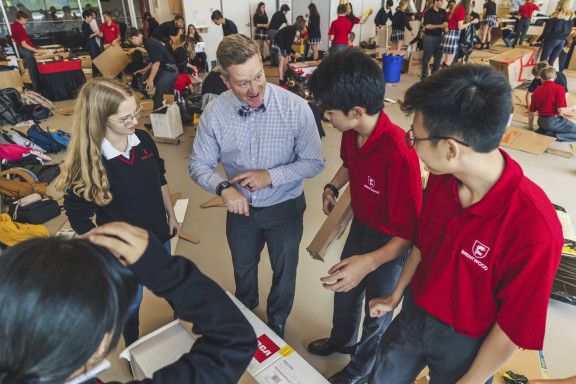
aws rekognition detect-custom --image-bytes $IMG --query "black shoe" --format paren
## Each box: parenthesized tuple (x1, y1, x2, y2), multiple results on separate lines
(268, 322, 285, 338)
(328, 370, 369, 384)
(308, 338, 355, 356)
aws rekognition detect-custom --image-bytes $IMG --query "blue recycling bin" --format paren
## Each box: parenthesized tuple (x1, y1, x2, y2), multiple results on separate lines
(382, 54, 404, 83)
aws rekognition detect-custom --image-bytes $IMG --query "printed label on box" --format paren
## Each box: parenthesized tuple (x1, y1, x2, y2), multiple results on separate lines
(255, 334, 281, 363)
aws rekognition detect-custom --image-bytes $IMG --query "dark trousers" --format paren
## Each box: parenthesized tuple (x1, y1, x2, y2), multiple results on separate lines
(538, 115, 576, 142)
(541, 39, 565, 66)
(87, 39, 102, 77)
(19, 46, 40, 92)
(268, 29, 279, 66)
(514, 17, 531, 46)
(369, 286, 493, 384)
(329, 218, 406, 377)
(422, 35, 443, 78)
(151, 64, 178, 110)
(226, 193, 306, 325)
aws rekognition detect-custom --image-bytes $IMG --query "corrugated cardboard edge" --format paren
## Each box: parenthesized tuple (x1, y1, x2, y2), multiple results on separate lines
(306, 186, 353, 261)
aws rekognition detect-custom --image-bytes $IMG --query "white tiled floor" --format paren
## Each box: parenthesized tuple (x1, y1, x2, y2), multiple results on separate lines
(41, 70, 576, 382)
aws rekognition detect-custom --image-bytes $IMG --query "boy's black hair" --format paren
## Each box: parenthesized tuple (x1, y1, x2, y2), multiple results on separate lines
(211, 10, 223, 20)
(82, 9, 93, 19)
(386, 0, 394, 6)
(401, 64, 512, 152)
(280, 4, 290, 12)
(337, 3, 348, 14)
(308, 49, 385, 116)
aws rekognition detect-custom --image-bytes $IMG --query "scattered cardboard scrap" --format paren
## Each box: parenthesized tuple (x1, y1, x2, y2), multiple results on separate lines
(179, 232, 200, 244)
(500, 127, 557, 155)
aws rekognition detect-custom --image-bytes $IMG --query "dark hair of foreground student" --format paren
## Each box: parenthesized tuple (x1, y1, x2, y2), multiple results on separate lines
(307, 48, 385, 115)
(401, 64, 512, 152)
(0, 238, 137, 383)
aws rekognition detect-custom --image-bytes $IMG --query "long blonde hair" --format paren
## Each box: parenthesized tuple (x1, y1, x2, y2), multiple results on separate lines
(550, 0, 575, 20)
(55, 78, 134, 206)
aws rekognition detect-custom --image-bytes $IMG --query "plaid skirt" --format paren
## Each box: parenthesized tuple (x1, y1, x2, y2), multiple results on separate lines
(483, 14, 498, 27)
(271, 43, 289, 58)
(442, 29, 461, 54)
(390, 28, 405, 42)
(309, 37, 321, 45)
(255, 29, 268, 40)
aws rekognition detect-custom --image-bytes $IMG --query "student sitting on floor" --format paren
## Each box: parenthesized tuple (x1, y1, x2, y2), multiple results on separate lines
(528, 65, 576, 141)
(525, 61, 568, 107)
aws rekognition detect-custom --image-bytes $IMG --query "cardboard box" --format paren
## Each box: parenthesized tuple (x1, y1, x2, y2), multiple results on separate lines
(500, 126, 557, 155)
(375, 25, 389, 48)
(489, 48, 539, 88)
(288, 61, 318, 76)
(0, 69, 24, 89)
(82, 67, 92, 81)
(408, 50, 424, 75)
(93, 43, 131, 78)
(150, 104, 183, 139)
(307, 186, 353, 261)
(77, 55, 92, 68)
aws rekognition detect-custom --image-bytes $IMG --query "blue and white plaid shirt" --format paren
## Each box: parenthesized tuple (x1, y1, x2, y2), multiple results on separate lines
(189, 83, 324, 207)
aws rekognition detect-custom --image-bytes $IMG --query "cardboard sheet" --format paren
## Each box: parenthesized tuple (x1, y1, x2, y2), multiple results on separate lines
(0, 69, 23, 89)
(200, 196, 227, 208)
(500, 126, 557, 155)
(93, 44, 131, 78)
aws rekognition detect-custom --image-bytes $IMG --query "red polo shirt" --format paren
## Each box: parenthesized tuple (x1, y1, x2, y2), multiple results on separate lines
(175, 73, 192, 92)
(101, 21, 120, 44)
(329, 16, 353, 45)
(10, 21, 32, 47)
(529, 80, 566, 116)
(341, 111, 422, 240)
(518, 2, 539, 18)
(412, 150, 563, 350)
(448, 5, 465, 30)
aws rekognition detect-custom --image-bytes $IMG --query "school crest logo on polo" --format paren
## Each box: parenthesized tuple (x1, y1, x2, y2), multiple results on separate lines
(363, 176, 380, 194)
(472, 240, 490, 259)
(368, 176, 375, 188)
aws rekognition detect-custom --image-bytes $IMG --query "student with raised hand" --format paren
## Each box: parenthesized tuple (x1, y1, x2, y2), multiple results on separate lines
(307, 48, 422, 384)
(0, 222, 257, 384)
(57, 78, 180, 347)
(368, 64, 563, 383)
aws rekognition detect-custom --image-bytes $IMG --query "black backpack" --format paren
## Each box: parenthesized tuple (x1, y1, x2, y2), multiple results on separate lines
(0, 96, 18, 125)
(0, 88, 24, 113)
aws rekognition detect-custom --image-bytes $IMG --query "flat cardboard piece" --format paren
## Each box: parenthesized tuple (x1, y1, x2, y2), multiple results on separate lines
(489, 48, 538, 88)
(170, 192, 181, 207)
(93, 44, 130, 78)
(163, 94, 174, 105)
(500, 126, 557, 155)
(512, 105, 530, 124)
(306, 186, 353, 261)
(0, 69, 23, 89)
(545, 142, 576, 158)
(55, 107, 75, 116)
(238, 372, 259, 384)
(526, 25, 544, 36)
(200, 196, 226, 208)
(179, 232, 200, 244)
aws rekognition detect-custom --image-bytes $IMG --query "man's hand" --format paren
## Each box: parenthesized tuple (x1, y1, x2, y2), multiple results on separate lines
(369, 294, 400, 318)
(230, 170, 272, 192)
(87, 222, 149, 266)
(144, 77, 155, 92)
(322, 188, 337, 215)
(320, 255, 376, 292)
(222, 186, 250, 216)
(168, 215, 181, 237)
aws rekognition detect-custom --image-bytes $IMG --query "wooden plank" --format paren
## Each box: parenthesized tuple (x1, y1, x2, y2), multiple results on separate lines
(179, 232, 200, 244)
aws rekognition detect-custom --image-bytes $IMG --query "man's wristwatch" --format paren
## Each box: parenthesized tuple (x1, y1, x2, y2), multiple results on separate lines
(217, 181, 232, 196)
(324, 183, 339, 198)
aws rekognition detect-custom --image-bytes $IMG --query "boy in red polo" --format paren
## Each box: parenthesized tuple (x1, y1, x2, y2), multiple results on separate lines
(11, 10, 44, 91)
(329, 4, 354, 54)
(100, 9, 120, 49)
(307, 49, 422, 384)
(368, 64, 563, 383)
(529, 65, 576, 141)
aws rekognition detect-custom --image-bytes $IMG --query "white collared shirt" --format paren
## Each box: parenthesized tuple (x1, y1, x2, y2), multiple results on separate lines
(101, 133, 141, 160)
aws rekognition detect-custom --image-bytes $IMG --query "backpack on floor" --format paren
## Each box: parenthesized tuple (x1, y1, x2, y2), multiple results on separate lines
(0, 96, 19, 125)
(27, 125, 65, 153)
(22, 90, 55, 111)
(0, 88, 24, 113)
(47, 127, 71, 147)
(9, 128, 46, 153)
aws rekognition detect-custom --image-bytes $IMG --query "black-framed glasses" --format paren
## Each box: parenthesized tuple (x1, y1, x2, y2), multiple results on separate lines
(405, 127, 470, 149)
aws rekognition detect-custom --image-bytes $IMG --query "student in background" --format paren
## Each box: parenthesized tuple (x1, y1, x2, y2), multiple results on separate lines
(57, 78, 181, 346)
(307, 49, 421, 384)
(187, 24, 207, 72)
(11, 10, 45, 92)
(268, 4, 291, 67)
(174, 36, 200, 80)
(200, 66, 228, 109)
(422, 0, 448, 79)
(211, 10, 238, 37)
(329, 4, 354, 54)
(536, 0, 574, 66)
(88, 9, 102, 48)
(369, 64, 563, 384)
(501, 21, 516, 46)
(525, 61, 567, 107)
(308, 3, 321, 60)
(514, 0, 539, 46)
(81, 10, 102, 77)
(348, 31, 356, 48)
(144, 11, 159, 37)
(479, 0, 497, 49)
(346, 2, 373, 25)
(528, 66, 576, 141)
(283, 78, 325, 137)
(470, 1, 482, 30)
(253, 2, 269, 60)
(271, 16, 306, 85)
(152, 15, 185, 45)
(442, 0, 479, 66)
(391, 1, 415, 50)
(0, 222, 257, 384)
(375, 0, 395, 27)
(100, 10, 120, 49)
